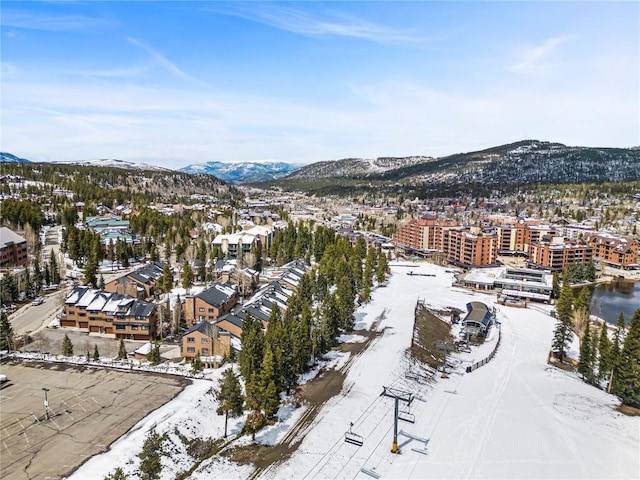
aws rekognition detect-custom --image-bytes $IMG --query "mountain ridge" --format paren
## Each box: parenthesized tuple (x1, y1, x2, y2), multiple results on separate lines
(179, 160, 301, 184)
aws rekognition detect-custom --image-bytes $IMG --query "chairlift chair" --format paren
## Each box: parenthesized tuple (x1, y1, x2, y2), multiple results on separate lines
(344, 422, 364, 447)
(398, 407, 415, 424)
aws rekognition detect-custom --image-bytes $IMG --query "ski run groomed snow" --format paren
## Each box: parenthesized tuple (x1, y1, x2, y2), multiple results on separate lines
(68, 261, 640, 480)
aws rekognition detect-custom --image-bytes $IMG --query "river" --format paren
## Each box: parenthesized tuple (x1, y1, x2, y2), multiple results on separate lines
(590, 279, 640, 325)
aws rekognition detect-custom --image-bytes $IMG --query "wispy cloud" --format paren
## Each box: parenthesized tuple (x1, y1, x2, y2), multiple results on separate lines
(127, 37, 209, 87)
(0, 9, 112, 32)
(509, 36, 575, 74)
(213, 4, 425, 45)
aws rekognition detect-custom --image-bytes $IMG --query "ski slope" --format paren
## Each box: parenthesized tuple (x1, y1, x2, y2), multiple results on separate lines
(261, 262, 640, 480)
(68, 261, 639, 479)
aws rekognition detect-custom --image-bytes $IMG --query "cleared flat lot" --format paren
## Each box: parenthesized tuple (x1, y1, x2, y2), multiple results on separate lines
(0, 362, 190, 480)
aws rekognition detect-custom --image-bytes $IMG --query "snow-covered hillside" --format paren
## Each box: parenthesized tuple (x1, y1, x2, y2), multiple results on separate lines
(287, 156, 434, 179)
(52, 159, 173, 172)
(68, 262, 640, 480)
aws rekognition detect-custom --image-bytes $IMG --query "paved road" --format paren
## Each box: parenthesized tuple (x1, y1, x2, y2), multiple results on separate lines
(8, 288, 70, 336)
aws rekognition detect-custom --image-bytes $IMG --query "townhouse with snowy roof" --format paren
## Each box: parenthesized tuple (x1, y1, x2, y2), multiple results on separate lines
(104, 261, 165, 299)
(183, 282, 239, 328)
(61, 286, 157, 340)
(215, 259, 311, 338)
(180, 321, 231, 367)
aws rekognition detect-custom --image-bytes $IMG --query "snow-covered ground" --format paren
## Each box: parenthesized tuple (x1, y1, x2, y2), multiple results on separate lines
(68, 261, 640, 480)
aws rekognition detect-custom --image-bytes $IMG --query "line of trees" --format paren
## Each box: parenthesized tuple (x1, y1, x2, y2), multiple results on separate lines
(578, 309, 640, 408)
(213, 227, 389, 441)
(552, 278, 640, 408)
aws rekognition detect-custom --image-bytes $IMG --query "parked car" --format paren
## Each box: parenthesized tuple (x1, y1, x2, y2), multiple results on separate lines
(32, 297, 44, 306)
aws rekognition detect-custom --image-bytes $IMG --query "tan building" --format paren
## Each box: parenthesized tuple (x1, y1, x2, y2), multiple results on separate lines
(181, 321, 231, 367)
(0, 227, 28, 268)
(586, 233, 639, 268)
(392, 215, 460, 251)
(528, 240, 593, 270)
(104, 262, 165, 299)
(183, 282, 238, 328)
(442, 228, 498, 268)
(61, 287, 157, 340)
(496, 218, 554, 253)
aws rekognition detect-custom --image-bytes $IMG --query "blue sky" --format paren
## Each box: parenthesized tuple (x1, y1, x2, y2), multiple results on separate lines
(1, 1, 638, 168)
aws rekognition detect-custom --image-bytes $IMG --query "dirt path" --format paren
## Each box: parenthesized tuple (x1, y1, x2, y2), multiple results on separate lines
(230, 328, 380, 479)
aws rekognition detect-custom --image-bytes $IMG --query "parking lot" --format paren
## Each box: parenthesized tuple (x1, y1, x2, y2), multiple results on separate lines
(0, 362, 190, 480)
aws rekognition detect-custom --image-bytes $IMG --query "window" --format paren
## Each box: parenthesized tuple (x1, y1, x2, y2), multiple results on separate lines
(208, 308, 214, 313)
(187, 347, 195, 353)
(141, 325, 148, 330)
(199, 307, 205, 312)
(115, 325, 126, 330)
(131, 325, 138, 330)
(187, 337, 195, 343)
(201, 338, 209, 344)
(202, 348, 210, 355)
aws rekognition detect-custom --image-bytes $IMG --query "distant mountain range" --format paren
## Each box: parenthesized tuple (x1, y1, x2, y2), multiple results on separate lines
(4, 140, 639, 191)
(179, 161, 301, 184)
(268, 140, 640, 194)
(0, 152, 30, 163)
(0, 153, 172, 172)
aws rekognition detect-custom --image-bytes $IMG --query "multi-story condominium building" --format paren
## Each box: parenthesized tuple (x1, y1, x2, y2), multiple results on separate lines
(528, 239, 593, 270)
(184, 282, 238, 327)
(392, 215, 460, 252)
(495, 218, 555, 253)
(104, 261, 165, 299)
(212, 232, 259, 259)
(0, 227, 28, 268)
(585, 233, 639, 269)
(61, 287, 157, 341)
(180, 321, 231, 367)
(442, 228, 498, 268)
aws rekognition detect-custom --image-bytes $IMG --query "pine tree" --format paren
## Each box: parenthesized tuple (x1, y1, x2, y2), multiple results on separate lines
(0, 311, 15, 351)
(589, 327, 599, 384)
(262, 380, 280, 418)
(214, 368, 244, 437)
(92, 344, 100, 362)
(238, 314, 264, 381)
(552, 272, 561, 299)
(98, 275, 105, 289)
(609, 312, 626, 391)
(597, 321, 613, 383)
(104, 467, 128, 480)
(159, 263, 173, 293)
(613, 308, 640, 407)
(376, 250, 388, 284)
(86, 350, 91, 362)
(181, 263, 193, 290)
(62, 334, 74, 356)
(578, 321, 593, 380)
(551, 282, 575, 363)
(191, 352, 203, 374)
(574, 286, 591, 313)
(117, 338, 127, 360)
(138, 428, 164, 480)
(147, 344, 161, 366)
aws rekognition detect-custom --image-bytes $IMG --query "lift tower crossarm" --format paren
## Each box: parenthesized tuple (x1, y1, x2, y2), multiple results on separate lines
(381, 386, 414, 453)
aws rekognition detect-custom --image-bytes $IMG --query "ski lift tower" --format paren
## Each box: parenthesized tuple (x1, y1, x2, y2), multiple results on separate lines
(436, 341, 454, 378)
(381, 386, 414, 453)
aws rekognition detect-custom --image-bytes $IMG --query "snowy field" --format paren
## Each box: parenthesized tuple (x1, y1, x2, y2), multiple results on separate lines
(68, 261, 640, 480)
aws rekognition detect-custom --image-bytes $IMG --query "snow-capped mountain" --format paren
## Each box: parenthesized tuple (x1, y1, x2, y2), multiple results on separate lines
(0, 152, 31, 163)
(52, 159, 173, 172)
(276, 140, 640, 193)
(287, 156, 435, 179)
(180, 161, 301, 184)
